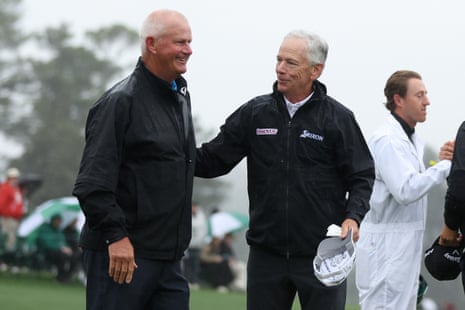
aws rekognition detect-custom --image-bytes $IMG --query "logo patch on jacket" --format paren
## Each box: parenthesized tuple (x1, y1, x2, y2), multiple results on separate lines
(256, 128, 278, 135)
(180, 86, 187, 96)
(300, 130, 324, 141)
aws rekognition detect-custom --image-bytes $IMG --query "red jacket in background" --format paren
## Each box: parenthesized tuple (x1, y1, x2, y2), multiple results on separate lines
(0, 181, 24, 219)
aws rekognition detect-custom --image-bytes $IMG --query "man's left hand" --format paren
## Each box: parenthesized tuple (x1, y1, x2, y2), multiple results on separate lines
(341, 219, 359, 242)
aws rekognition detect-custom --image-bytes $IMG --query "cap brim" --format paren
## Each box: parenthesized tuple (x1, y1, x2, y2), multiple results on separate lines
(317, 228, 354, 258)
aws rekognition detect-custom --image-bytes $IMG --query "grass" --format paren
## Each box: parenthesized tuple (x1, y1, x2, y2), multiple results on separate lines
(0, 271, 359, 309)
(0, 272, 84, 309)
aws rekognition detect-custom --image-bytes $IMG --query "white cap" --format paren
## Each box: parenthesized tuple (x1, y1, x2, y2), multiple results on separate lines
(6, 167, 20, 178)
(313, 228, 356, 287)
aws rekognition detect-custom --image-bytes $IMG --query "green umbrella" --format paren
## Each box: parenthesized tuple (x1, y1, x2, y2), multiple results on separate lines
(17, 197, 83, 238)
(208, 211, 249, 238)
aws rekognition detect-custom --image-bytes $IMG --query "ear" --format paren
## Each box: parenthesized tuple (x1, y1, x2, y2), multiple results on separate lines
(393, 93, 403, 109)
(145, 36, 157, 53)
(311, 64, 324, 80)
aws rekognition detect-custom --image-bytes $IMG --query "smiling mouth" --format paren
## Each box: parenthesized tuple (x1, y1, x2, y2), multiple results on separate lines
(177, 54, 189, 62)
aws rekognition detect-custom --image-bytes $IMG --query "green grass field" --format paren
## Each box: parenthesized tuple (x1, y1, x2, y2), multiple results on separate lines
(0, 271, 359, 309)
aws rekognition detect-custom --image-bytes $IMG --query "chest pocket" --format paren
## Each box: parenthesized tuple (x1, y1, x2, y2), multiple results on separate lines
(251, 127, 283, 166)
(295, 128, 333, 166)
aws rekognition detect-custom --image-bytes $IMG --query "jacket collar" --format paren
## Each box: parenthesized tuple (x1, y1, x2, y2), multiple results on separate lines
(272, 79, 327, 104)
(386, 114, 424, 160)
(391, 112, 414, 141)
(136, 57, 188, 96)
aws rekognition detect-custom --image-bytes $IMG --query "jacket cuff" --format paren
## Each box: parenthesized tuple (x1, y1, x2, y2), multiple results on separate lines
(103, 226, 129, 246)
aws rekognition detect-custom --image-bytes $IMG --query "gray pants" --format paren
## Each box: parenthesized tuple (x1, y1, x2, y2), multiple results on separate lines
(0, 217, 20, 251)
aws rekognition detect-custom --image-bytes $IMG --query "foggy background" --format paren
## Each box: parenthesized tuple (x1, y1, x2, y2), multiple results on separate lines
(1, 0, 464, 307)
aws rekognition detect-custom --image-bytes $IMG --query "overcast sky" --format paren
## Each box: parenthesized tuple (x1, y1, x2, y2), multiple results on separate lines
(21, 0, 465, 151)
(15, 0, 465, 212)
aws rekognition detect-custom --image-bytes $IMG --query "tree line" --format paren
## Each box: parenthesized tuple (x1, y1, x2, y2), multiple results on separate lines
(0, 0, 228, 209)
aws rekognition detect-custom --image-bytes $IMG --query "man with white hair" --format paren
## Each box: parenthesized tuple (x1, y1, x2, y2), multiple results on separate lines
(73, 9, 195, 310)
(0, 167, 24, 252)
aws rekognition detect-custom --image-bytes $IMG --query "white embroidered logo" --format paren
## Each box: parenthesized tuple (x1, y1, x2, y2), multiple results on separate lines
(444, 251, 461, 263)
(256, 128, 278, 135)
(180, 86, 187, 96)
(300, 130, 324, 141)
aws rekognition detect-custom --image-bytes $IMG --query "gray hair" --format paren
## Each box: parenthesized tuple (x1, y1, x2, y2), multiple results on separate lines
(284, 30, 328, 65)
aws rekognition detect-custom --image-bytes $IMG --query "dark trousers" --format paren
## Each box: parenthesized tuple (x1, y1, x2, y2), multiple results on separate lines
(247, 246, 346, 310)
(83, 249, 189, 310)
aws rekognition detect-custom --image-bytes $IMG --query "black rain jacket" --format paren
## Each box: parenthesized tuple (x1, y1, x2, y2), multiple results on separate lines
(73, 58, 196, 260)
(196, 80, 374, 257)
(444, 121, 465, 231)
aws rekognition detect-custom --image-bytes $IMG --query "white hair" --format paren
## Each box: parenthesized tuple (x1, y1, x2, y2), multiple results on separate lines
(139, 10, 187, 54)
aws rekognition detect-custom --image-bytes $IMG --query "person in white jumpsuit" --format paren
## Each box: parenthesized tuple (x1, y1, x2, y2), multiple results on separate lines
(355, 70, 454, 310)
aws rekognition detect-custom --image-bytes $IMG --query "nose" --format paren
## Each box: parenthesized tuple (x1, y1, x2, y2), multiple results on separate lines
(183, 43, 192, 55)
(424, 95, 431, 106)
(276, 61, 286, 74)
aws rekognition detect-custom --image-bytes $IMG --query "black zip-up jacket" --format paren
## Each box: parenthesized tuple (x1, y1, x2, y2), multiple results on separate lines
(444, 121, 465, 231)
(73, 58, 196, 260)
(196, 80, 374, 257)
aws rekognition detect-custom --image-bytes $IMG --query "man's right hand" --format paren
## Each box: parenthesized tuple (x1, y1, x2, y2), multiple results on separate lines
(439, 140, 455, 161)
(439, 224, 461, 247)
(108, 237, 138, 284)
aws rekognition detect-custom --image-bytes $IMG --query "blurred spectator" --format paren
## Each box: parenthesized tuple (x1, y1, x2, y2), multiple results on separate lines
(200, 232, 246, 292)
(222, 233, 247, 292)
(419, 297, 438, 310)
(183, 202, 207, 289)
(0, 167, 25, 252)
(200, 235, 235, 291)
(36, 214, 74, 283)
(444, 303, 457, 310)
(63, 217, 84, 282)
(63, 218, 80, 251)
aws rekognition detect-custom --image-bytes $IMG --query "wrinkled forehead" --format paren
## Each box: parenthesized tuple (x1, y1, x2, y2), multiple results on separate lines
(277, 38, 308, 63)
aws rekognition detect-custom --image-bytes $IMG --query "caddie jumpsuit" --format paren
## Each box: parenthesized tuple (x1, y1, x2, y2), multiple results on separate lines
(356, 114, 451, 309)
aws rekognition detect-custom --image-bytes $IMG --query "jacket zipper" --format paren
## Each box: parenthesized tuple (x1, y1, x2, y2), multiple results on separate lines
(286, 119, 292, 260)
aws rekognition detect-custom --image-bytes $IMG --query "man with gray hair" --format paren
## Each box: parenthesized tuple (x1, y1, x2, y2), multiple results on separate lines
(195, 30, 374, 309)
(73, 9, 195, 310)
